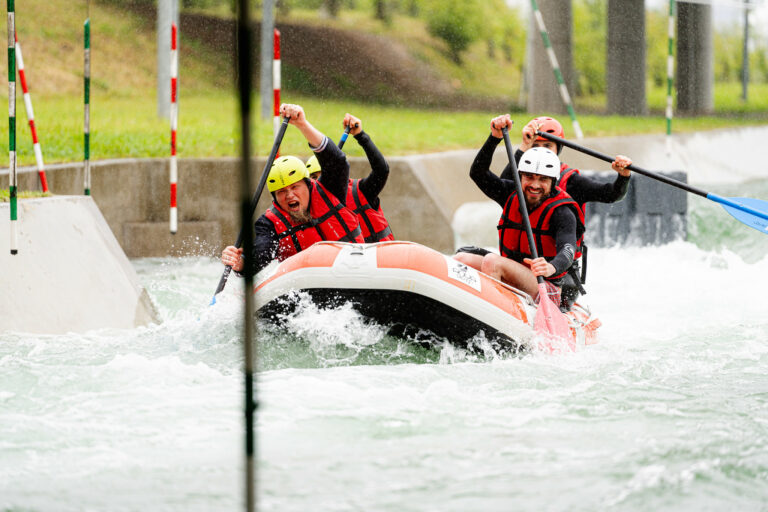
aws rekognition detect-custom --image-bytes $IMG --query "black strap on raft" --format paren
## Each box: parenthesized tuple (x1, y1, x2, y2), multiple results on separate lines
(568, 265, 587, 295)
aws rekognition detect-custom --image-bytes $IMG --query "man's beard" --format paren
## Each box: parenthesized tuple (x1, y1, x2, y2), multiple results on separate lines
(524, 194, 545, 211)
(288, 209, 312, 224)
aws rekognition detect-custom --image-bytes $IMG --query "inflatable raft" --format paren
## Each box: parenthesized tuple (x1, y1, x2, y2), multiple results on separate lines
(255, 241, 601, 352)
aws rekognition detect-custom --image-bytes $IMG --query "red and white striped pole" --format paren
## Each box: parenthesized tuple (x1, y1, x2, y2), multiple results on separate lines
(15, 32, 48, 193)
(272, 28, 281, 155)
(169, 21, 178, 234)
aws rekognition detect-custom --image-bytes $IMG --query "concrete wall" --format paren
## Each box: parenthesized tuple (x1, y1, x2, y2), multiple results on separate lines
(2, 126, 766, 258)
(0, 196, 159, 334)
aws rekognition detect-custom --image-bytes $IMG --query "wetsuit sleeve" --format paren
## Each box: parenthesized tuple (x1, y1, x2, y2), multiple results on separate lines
(315, 136, 351, 205)
(470, 134, 517, 207)
(566, 172, 630, 205)
(498, 148, 523, 180)
(239, 214, 279, 278)
(354, 131, 389, 208)
(547, 207, 577, 276)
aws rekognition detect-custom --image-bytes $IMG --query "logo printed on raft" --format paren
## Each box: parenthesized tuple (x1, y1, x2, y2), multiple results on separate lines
(445, 256, 482, 292)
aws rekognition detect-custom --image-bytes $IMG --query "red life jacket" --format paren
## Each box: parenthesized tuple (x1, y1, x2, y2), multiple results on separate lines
(497, 188, 585, 280)
(558, 163, 580, 204)
(265, 180, 364, 261)
(557, 164, 585, 259)
(345, 179, 394, 243)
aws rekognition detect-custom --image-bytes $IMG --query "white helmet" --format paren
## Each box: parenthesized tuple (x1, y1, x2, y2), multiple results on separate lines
(518, 147, 560, 179)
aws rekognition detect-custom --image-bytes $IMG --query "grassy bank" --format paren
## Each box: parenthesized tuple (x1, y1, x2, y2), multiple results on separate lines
(0, 190, 51, 201)
(2, 88, 768, 167)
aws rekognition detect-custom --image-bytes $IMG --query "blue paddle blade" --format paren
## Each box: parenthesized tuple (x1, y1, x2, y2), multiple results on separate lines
(719, 197, 768, 235)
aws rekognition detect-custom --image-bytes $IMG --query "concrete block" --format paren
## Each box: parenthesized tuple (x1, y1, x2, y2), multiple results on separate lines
(0, 196, 159, 334)
(633, 172, 688, 214)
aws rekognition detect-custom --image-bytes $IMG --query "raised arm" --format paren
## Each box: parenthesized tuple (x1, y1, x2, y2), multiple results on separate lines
(470, 114, 517, 206)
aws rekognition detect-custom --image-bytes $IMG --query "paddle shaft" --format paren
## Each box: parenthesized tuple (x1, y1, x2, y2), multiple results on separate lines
(501, 127, 545, 285)
(212, 116, 290, 298)
(337, 125, 352, 150)
(536, 130, 768, 223)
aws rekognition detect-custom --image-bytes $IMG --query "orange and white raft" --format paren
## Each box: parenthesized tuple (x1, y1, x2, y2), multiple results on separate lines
(254, 241, 601, 351)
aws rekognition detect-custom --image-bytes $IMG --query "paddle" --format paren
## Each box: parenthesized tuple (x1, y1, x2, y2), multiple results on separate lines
(337, 124, 352, 150)
(536, 131, 768, 235)
(501, 127, 575, 352)
(209, 115, 290, 305)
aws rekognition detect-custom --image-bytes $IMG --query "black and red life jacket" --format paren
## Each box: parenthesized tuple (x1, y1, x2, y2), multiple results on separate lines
(497, 188, 585, 280)
(557, 164, 587, 260)
(345, 179, 394, 243)
(265, 180, 364, 261)
(557, 164, 580, 204)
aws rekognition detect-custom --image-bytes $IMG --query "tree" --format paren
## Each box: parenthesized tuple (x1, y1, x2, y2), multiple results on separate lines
(424, 0, 482, 63)
(374, 0, 391, 24)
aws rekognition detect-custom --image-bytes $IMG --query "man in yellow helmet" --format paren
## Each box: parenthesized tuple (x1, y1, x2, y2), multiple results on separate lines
(221, 103, 363, 276)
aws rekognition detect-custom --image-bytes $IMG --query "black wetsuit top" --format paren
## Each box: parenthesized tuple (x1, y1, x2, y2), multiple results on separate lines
(471, 134, 577, 276)
(353, 131, 390, 210)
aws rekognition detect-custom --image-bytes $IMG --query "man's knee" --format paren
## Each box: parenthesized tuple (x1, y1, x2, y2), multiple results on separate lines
(480, 253, 500, 276)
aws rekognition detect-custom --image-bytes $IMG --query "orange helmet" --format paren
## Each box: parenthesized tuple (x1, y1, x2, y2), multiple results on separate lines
(533, 116, 564, 154)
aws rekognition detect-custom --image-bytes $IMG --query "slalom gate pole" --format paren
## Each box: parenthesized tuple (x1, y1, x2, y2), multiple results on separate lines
(666, 0, 675, 157)
(272, 28, 280, 157)
(170, 21, 178, 234)
(529, 0, 583, 140)
(83, 2, 91, 196)
(235, 1, 257, 510)
(15, 31, 48, 192)
(8, 0, 18, 255)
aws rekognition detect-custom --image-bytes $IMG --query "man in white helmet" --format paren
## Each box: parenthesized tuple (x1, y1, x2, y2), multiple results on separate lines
(454, 114, 585, 309)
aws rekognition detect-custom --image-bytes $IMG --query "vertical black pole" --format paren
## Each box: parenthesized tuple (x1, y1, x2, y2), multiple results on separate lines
(235, 0, 256, 510)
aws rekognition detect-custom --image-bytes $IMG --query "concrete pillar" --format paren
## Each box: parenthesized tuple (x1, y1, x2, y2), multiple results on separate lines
(606, 0, 646, 115)
(526, 0, 575, 114)
(677, 2, 714, 114)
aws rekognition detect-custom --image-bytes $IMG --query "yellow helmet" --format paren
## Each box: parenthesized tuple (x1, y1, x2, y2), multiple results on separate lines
(267, 156, 309, 192)
(305, 155, 322, 177)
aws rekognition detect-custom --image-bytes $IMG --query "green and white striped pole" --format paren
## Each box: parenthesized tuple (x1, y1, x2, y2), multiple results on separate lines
(530, 0, 583, 140)
(8, 0, 18, 254)
(83, 3, 91, 196)
(666, 0, 675, 157)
